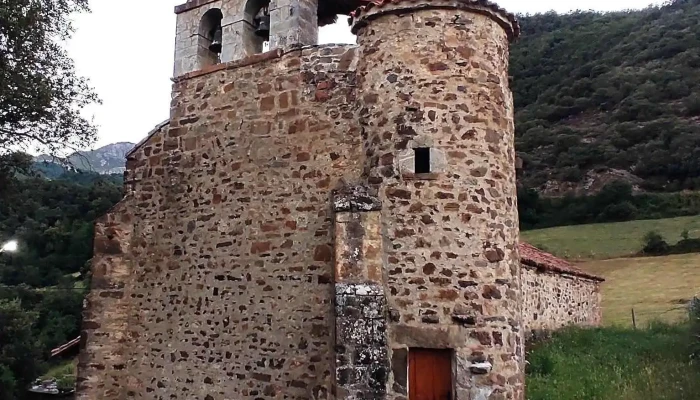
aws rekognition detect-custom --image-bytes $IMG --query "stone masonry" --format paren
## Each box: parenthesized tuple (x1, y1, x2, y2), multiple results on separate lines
(78, 44, 362, 400)
(520, 243, 604, 334)
(73, 1, 577, 400)
(522, 268, 602, 333)
(174, 0, 320, 77)
(351, 1, 523, 399)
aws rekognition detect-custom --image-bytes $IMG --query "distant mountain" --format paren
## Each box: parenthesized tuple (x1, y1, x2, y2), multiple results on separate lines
(35, 142, 134, 175)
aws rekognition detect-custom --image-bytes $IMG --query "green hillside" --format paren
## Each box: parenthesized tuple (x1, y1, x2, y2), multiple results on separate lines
(522, 215, 700, 260)
(0, 176, 122, 398)
(513, 0, 700, 193)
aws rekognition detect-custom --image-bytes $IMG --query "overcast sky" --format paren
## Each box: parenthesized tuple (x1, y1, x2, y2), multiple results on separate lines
(65, 0, 665, 148)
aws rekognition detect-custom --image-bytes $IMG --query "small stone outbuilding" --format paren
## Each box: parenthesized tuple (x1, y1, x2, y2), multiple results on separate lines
(520, 243, 604, 333)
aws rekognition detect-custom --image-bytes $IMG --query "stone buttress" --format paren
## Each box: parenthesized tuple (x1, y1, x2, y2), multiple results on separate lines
(332, 185, 390, 399)
(351, 1, 524, 399)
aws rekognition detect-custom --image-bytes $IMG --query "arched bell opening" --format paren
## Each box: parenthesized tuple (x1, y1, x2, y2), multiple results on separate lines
(243, 0, 271, 55)
(198, 8, 224, 68)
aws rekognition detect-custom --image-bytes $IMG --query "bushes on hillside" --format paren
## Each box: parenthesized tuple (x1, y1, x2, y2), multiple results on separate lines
(512, 4, 700, 192)
(642, 231, 671, 256)
(640, 230, 700, 256)
(673, 238, 700, 254)
(519, 182, 700, 230)
(0, 176, 121, 399)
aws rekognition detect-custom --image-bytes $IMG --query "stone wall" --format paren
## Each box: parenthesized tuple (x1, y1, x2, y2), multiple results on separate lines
(77, 44, 363, 400)
(522, 266, 603, 333)
(352, 2, 523, 399)
(174, 0, 319, 77)
(78, 1, 535, 399)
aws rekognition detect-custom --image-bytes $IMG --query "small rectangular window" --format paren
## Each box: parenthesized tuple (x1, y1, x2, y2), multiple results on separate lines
(414, 148, 431, 174)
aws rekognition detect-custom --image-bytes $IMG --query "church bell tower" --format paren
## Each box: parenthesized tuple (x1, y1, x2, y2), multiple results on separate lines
(173, 0, 319, 77)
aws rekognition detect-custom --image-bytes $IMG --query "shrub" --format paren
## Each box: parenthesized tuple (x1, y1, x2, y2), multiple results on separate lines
(691, 297, 700, 363)
(56, 375, 75, 393)
(684, 94, 700, 117)
(600, 201, 637, 222)
(672, 239, 700, 255)
(642, 230, 671, 256)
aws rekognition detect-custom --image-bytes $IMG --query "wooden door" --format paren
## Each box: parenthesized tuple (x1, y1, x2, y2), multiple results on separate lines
(409, 348, 453, 400)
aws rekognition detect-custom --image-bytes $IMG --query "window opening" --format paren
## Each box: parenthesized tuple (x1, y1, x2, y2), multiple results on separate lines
(414, 148, 431, 174)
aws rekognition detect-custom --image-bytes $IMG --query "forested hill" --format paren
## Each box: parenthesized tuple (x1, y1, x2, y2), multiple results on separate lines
(512, 0, 700, 195)
(0, 172, 123, 398)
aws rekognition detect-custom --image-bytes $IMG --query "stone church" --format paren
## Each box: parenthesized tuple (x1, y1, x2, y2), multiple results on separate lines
(76, 1, 603, 399)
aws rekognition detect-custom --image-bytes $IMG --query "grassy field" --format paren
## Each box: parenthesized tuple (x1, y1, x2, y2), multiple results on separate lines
(580, 254, 700, 327)
(524, 216, 700, 399)
(527, 324, 700, 400)
(521, 215, 700, 260)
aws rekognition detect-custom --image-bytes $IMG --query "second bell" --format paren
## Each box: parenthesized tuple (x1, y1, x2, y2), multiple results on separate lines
(255, 14, 270, 38)
(209, 26, 223, 53)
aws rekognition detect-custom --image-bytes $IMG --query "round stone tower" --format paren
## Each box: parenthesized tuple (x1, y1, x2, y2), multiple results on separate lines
(351, 1, 523, 399)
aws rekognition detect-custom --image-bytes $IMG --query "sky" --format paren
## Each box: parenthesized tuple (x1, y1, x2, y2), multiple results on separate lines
(65, 0, 666, 148)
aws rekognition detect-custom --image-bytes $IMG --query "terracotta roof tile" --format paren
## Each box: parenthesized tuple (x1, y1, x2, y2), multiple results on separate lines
(519, 243, 604, 282)
(50, 336, 80, 358)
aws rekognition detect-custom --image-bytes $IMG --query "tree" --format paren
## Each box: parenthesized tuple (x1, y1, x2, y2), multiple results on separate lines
(0, 174, 121, 398)
(0, 0, 98, 159)
(642, 230, 671, 256)
(0, 300, 42, 400)
(0, 153, 32, 198)
(511, 3, 700, 191)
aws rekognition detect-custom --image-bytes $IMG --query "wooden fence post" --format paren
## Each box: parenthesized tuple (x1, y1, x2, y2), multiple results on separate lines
(632, 308, 637, 330)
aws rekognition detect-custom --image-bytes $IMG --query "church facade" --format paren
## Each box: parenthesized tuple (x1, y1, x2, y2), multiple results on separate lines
(75, 2, 599, 399)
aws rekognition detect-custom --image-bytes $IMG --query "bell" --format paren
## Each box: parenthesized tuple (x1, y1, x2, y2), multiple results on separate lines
(209, 26, 223, 53)
(254, 14, 270, 38)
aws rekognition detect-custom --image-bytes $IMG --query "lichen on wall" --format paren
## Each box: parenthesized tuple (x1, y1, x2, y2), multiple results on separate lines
(332, 185, 390, 399)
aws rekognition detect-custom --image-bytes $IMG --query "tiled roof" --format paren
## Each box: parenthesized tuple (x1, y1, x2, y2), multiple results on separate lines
(125, 120, 169, 159)
(349, 0, 520, 39)
(50, 336, 80, 358)
(519, 243, 605, 282)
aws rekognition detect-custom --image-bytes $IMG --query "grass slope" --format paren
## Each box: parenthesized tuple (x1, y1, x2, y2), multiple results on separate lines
(581, 254, 700, 327)
(521, 215, 700, 260)
(527, 325, 700, 400)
